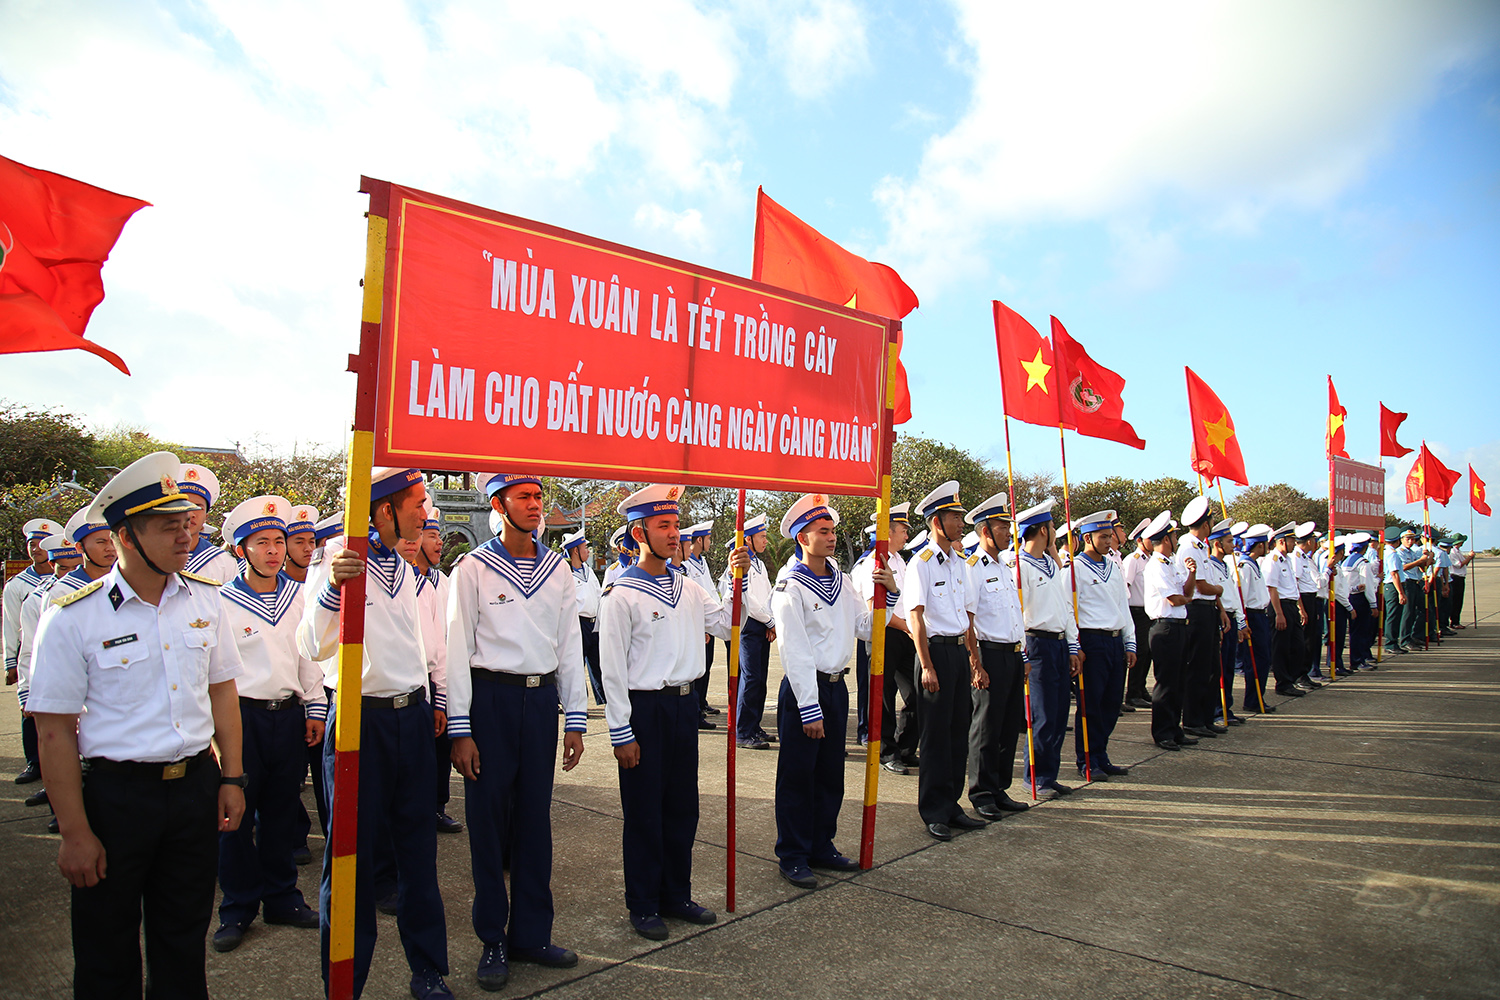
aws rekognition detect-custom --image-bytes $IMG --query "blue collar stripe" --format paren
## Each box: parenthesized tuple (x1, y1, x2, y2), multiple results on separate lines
(223, 575, 301, 626)
(465, 537, 564, 599)
(788, 562, 843, 605)
(613, 565, 682, 608)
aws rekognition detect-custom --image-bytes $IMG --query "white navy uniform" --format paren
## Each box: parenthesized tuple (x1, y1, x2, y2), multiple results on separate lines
(414, 566, 451, 713)
(185, 535, 240, 585)
(4, 563, 49, 680)
(963, 546, 1026, 808)
(16, 573, 68, 710)
(904, 538, 974, 824)
(719, 535, 775, 744)
(1070, 530, 1134, 776)
(1144, 548, 1191, 743)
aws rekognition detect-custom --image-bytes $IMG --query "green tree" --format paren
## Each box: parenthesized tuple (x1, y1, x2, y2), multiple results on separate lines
(1228, 483, 1327, 531)
(0, 401, 97, 490)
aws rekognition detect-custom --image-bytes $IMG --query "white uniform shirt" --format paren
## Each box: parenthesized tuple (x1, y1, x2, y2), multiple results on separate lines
(1261, 550, 1299, 603)
(1329, 557, 1353, 612)
(1314, 549, 1331, 599)
(963, 549, 1022, 644)
(1016, 550, 1080, 653)
(903, 543, 971, 639)
(682, 555, 713, 598)
(1236, 553, 1270, 610)
(1176, 534, 1216, 605)
(4, 565, 48, 676)
(185, 536, 241, 585)
(1144, 554, 1189, 620)
(573, 561, 604, 621)
(28, 568, 243, 763)
(414, 566, 451, 712)
(1072, 552, 1136, 652)
(298, 533, 433, 700)
(719, 554, 774, 627)
(599, 568, 731, 746)
(1209, 556, 1244, 629)
(445, 538, 586, 738)
(220, 574, 326, 718)
(772, 561, 874, 725)
(16, 574, 65, 707)
(1292, 549, 1320, 596)
(1451, 548, 1470, 578)
(852, 548, 907, 620)
(1123, 549, 1150, 608)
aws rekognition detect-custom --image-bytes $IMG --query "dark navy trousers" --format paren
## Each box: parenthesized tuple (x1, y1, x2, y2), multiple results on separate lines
(1238, 609, 1273, 710)
(1149, 619, 1187, 743)
(1350, 594, 1375, 667)
(319, 694, 447, 999)
(1216, 629, 1238, 721)
(219, 700, 311, 928)
(1075, 632, 1124, 774)
(695, 636, 714, 713)
(465, 673, 560, 949)
(20, 713, 38, 768)
(1182, 603, 1221, 730)
(774, 674, 848, 870)
(735, 618, 771, 741)
(1273, 599, 1303, 688)
(618, 687, 700, 915)
(1302, 595, 1326, 675)
(917, 641, 972, 824)
(1021, 634, 1068, 791)
(968, 642, 1025, 808)
(581, 618, 605, 704)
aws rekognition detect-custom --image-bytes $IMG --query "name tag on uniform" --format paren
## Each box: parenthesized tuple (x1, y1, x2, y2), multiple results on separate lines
(934, 580, 946, 587)
(102, 634, 138, 649)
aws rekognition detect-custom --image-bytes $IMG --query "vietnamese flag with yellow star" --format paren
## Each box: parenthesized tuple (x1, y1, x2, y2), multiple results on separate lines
(1472, 466, 1491, 517)
(992, 299, 1063, 427)
(1185, 367, 1248, 486)
(1326, 376, 1348, 458)
(1405, 442, 1462, 506)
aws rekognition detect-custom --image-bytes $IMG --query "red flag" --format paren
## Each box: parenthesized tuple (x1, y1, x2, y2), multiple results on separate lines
(1185, 367, 1248, 486)
(1405, 443, 1462, 506)
(1050, 317, 1145, 449)
(1379, 403, 1411, 458)
(1470, 465, 1490, 517)
(1326, 376, 1348, 458)
(752, 188, 917, 423)
(992, 300, 1062, 427)
(0, 156, 148, 374)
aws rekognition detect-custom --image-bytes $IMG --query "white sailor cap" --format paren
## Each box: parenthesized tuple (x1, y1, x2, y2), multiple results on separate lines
(1332, 535, 1349, 550)
(905, 529, 929, 551)
(479, 472, 542, 497)
(962, 530, 979, 554)
(679, 526, 694, 541)
(1144, 510, 1176, 542)
(314, 512, 344, 543)
(420, 500, 441, 533)
(1294, 521, 1318, 540)
(871, 502, 912, 525)
(1207, 518, 1234, 541)
(561, 529, 588, 551)
(1074, 510, 1117, 536)
(88, 452, 200, 528)
(223, 495, 291, 546)
(41, 531, 80, 561)
(1181, 495, 1211, 529)
(1240, 523, 1272, 546)
(1348, 531, 1372, 546)
(864, 523, 878, 538)
(371, 467, 424, 501)
(489, 508, 503, 536)
(177, 463, 220, 507)
(22, 518, 64, 541)
(916, 481, 965, 520)
(1016, 498, 1057, 532)
(781, 493, 840, 540)
(287, 504, 320, 537)
(965, 492, 1010, 525)
(1230, 521, 1249, 537)
(690, 521, 714, 539)
(1272, 521, 1298, 540)
(618, 484, 683, 522)
(742, 514, 768, 537)
(64, 506, 109, 545)
(1127, 517, 1153, 542)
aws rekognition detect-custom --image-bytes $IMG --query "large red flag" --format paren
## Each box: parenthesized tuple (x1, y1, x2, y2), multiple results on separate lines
(1326, 376, 1348, 458)
(1379, 403, 1411, 458)
(752, 188, 916, 423)
(1185, 367, 1248, 486)
(1470, 465, 1491, 517)
(992, 300, 1062, 427)
(1050, 317, 1145, 449)
(1405, 443, 1462, 506)
(0, 155, 148, 374)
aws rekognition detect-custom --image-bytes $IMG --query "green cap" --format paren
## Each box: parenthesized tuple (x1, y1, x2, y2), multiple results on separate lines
(1384, 527, 1404, 543)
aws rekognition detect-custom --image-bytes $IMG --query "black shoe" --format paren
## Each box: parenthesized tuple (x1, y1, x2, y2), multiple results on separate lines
(704, 704, 721, 715)
(1078, 768, 1105, 782)
(1175, 734, 1200, 746)
(926, 822, 952, 841)
(809, 853, 860, 872)
(376, 892, 399, 916)
(1224, 716, 1247, 726)
(780, 864, 817, 889)
(46, 816, 59, 833)
(757, 728, 778, 743)
(1127, 696, 1153, 709)
(994, 795, 1030, 812)
(512, 944, 578, 968)
(1101, 763, 1130, 776)
(24, 788, 48, 807)
(1183, 726, 1218, 739)
(14, 763, 40, 785)
(212, 924, 245, 953)
(265, 903, 320, 928)
(1155, 739, 1182, 751)
(948, 812, 987, 830)
(736, 737, 770, 750)
(436, 811, 464, 834)
(1275, 686, 1305, 697)
(292, 844, 313, 865)
(900, 752, 920, 768)
(975, 804, 1006, 821)
(1207, 722, 1228, 733)
(630, 912, 669, 941)
(476, 942, 509, 991)
(1120, 701, 1136, 712)
(880, 759, 908, 775)
(698, 716, 717, 730)
(663, 900, 717, 924)
(1043, 781, 1074, 796)
(409, 971, 455, 1000)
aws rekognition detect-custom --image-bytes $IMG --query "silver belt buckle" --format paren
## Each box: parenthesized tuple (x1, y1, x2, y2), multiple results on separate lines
(527, 675, 541, 688)
(266, 698, 286, 711)
(679, 683, 692, 696)
(393, 693, 411, 709)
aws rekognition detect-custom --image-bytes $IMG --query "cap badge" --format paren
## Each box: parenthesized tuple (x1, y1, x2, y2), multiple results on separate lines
(813, 494, 824, 504)
(666, 487, 680, 500)
(185, 468, 200, 481)
(263, 501, 277, 515)
(160, 475, 177, 494)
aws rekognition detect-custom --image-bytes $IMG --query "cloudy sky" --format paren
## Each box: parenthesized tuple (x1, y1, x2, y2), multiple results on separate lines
(5, 1, 1499, 543)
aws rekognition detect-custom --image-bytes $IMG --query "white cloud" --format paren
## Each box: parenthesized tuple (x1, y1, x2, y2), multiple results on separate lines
(743, 0, 870, 99)
(633, 202, 709, 251)
(876, 0, 1500, 292)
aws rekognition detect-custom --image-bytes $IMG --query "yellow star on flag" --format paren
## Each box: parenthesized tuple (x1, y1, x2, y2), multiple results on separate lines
(1021, 349, 1052, 394)
(1328, 411, 1344, 439)
(1202, 413, 1235, 454)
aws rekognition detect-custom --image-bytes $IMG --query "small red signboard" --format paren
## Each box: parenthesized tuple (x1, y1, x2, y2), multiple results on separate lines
(1331, 457, 1385, 530)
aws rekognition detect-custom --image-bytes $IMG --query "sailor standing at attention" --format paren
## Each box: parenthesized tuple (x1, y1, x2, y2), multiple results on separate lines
(1207, 520, 1247, 727)
(561, 529, 605, 707)
(1013, 498, 1081, 801)
(1176, 497, 1227, 741)
(1262, 523, 1308, 697)
(718, 515, 776, 750)
(281, 504, 320, 584)
(852, 504, 917, 770)
(1234, 525, 1276, 712)
(680, 522, 718, 723)
(28, 452, 246, 999)
(446, 472, 586, 991)
(771, 494, 889, 889)
(603, 525, 636, 588)
(599, 485, 749, 941)
(5, 517, 60, 785)
(1121, 518, 1156, 712)
(1070, 509, 1135, 780)
(1142, 510, 1196, 751)
(401, 498, 457, 833)
(177, 463, 240, 584)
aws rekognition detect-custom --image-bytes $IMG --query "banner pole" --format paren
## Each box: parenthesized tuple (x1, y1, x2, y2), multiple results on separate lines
(1326, 456, 1338, 681)
(1056, 426, 1089, 783)
(725, 489, 745, 912)
(1216, 482, 1264, 714)
(327, 181, 386, 1000)
(1376, 458, 1385, 665)
(1423, 497, 1432, 651)
(1472, 506, 1479, 630)
(858, 320, 898, 870)
(1000, 417, 1037, 800)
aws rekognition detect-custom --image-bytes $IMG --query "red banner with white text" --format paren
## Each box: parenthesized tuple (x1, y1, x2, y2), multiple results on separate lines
(1331, 457, 1385, 530)
(372, 184, 893, 496)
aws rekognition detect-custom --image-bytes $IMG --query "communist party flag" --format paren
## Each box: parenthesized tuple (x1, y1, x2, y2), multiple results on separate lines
(0, 155, 148, 374)
(1405, 442, 1462, 505)
(992, 299, 1062, 427)
(1185, 367, 1248, 486)
(1470, 466, 1491, 516)
(752, 188, 917, 422)
(1327, 376, 1348, 458)
(1379, 403, 1412, 458)
(1050, 317, 1145, 449)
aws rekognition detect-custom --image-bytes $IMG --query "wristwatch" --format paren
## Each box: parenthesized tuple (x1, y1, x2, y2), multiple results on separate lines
(220, 773, 249, 788)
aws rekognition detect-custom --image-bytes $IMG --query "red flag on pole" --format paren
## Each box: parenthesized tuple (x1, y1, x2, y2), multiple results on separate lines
(1405, 443, 1462, 506)
(752, 188, 917, 423)
(1471, 465, 1491, 517)
(1185, 367, 1248, 486)
(0, 155, 148, 374)
(1327, 376, 1348, 458)
(992, 299, 1062, 427)
(1050, 317, 1146, 450)
(1379, 403, 1412, 458)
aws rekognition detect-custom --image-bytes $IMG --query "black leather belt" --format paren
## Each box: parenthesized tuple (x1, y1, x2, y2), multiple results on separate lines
(979, 640, 1022, 653)
(819, 669, 849, 680)
(929, 634, 965, 645)
(1079, 627, 1121, 637)
(473, 669, 557, 689)
(241, 696, 299, 711)
(1151, 618, 1186, 627)
(83, 747, 213, 781)
(363, 689, 424, 710)
(1026, 629, 1063, 642)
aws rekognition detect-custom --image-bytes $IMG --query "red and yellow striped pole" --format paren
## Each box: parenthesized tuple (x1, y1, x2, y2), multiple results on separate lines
(328, 179, 386, 1000)
(858, 320, 898, 869)
(725, 488, 745, 913)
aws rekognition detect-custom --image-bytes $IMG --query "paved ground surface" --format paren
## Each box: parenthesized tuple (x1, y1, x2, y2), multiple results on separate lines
(2, 563, 1497, 999)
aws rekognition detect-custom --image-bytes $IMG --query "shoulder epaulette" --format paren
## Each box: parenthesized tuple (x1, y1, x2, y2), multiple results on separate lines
(967, 553, 979, 566)
(601, 583, 615, 597)
(919, 548, 935, 562)
(774, 580, 787, 592)
(53, 579, 104, 607)
(180, 571, 223, 585)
